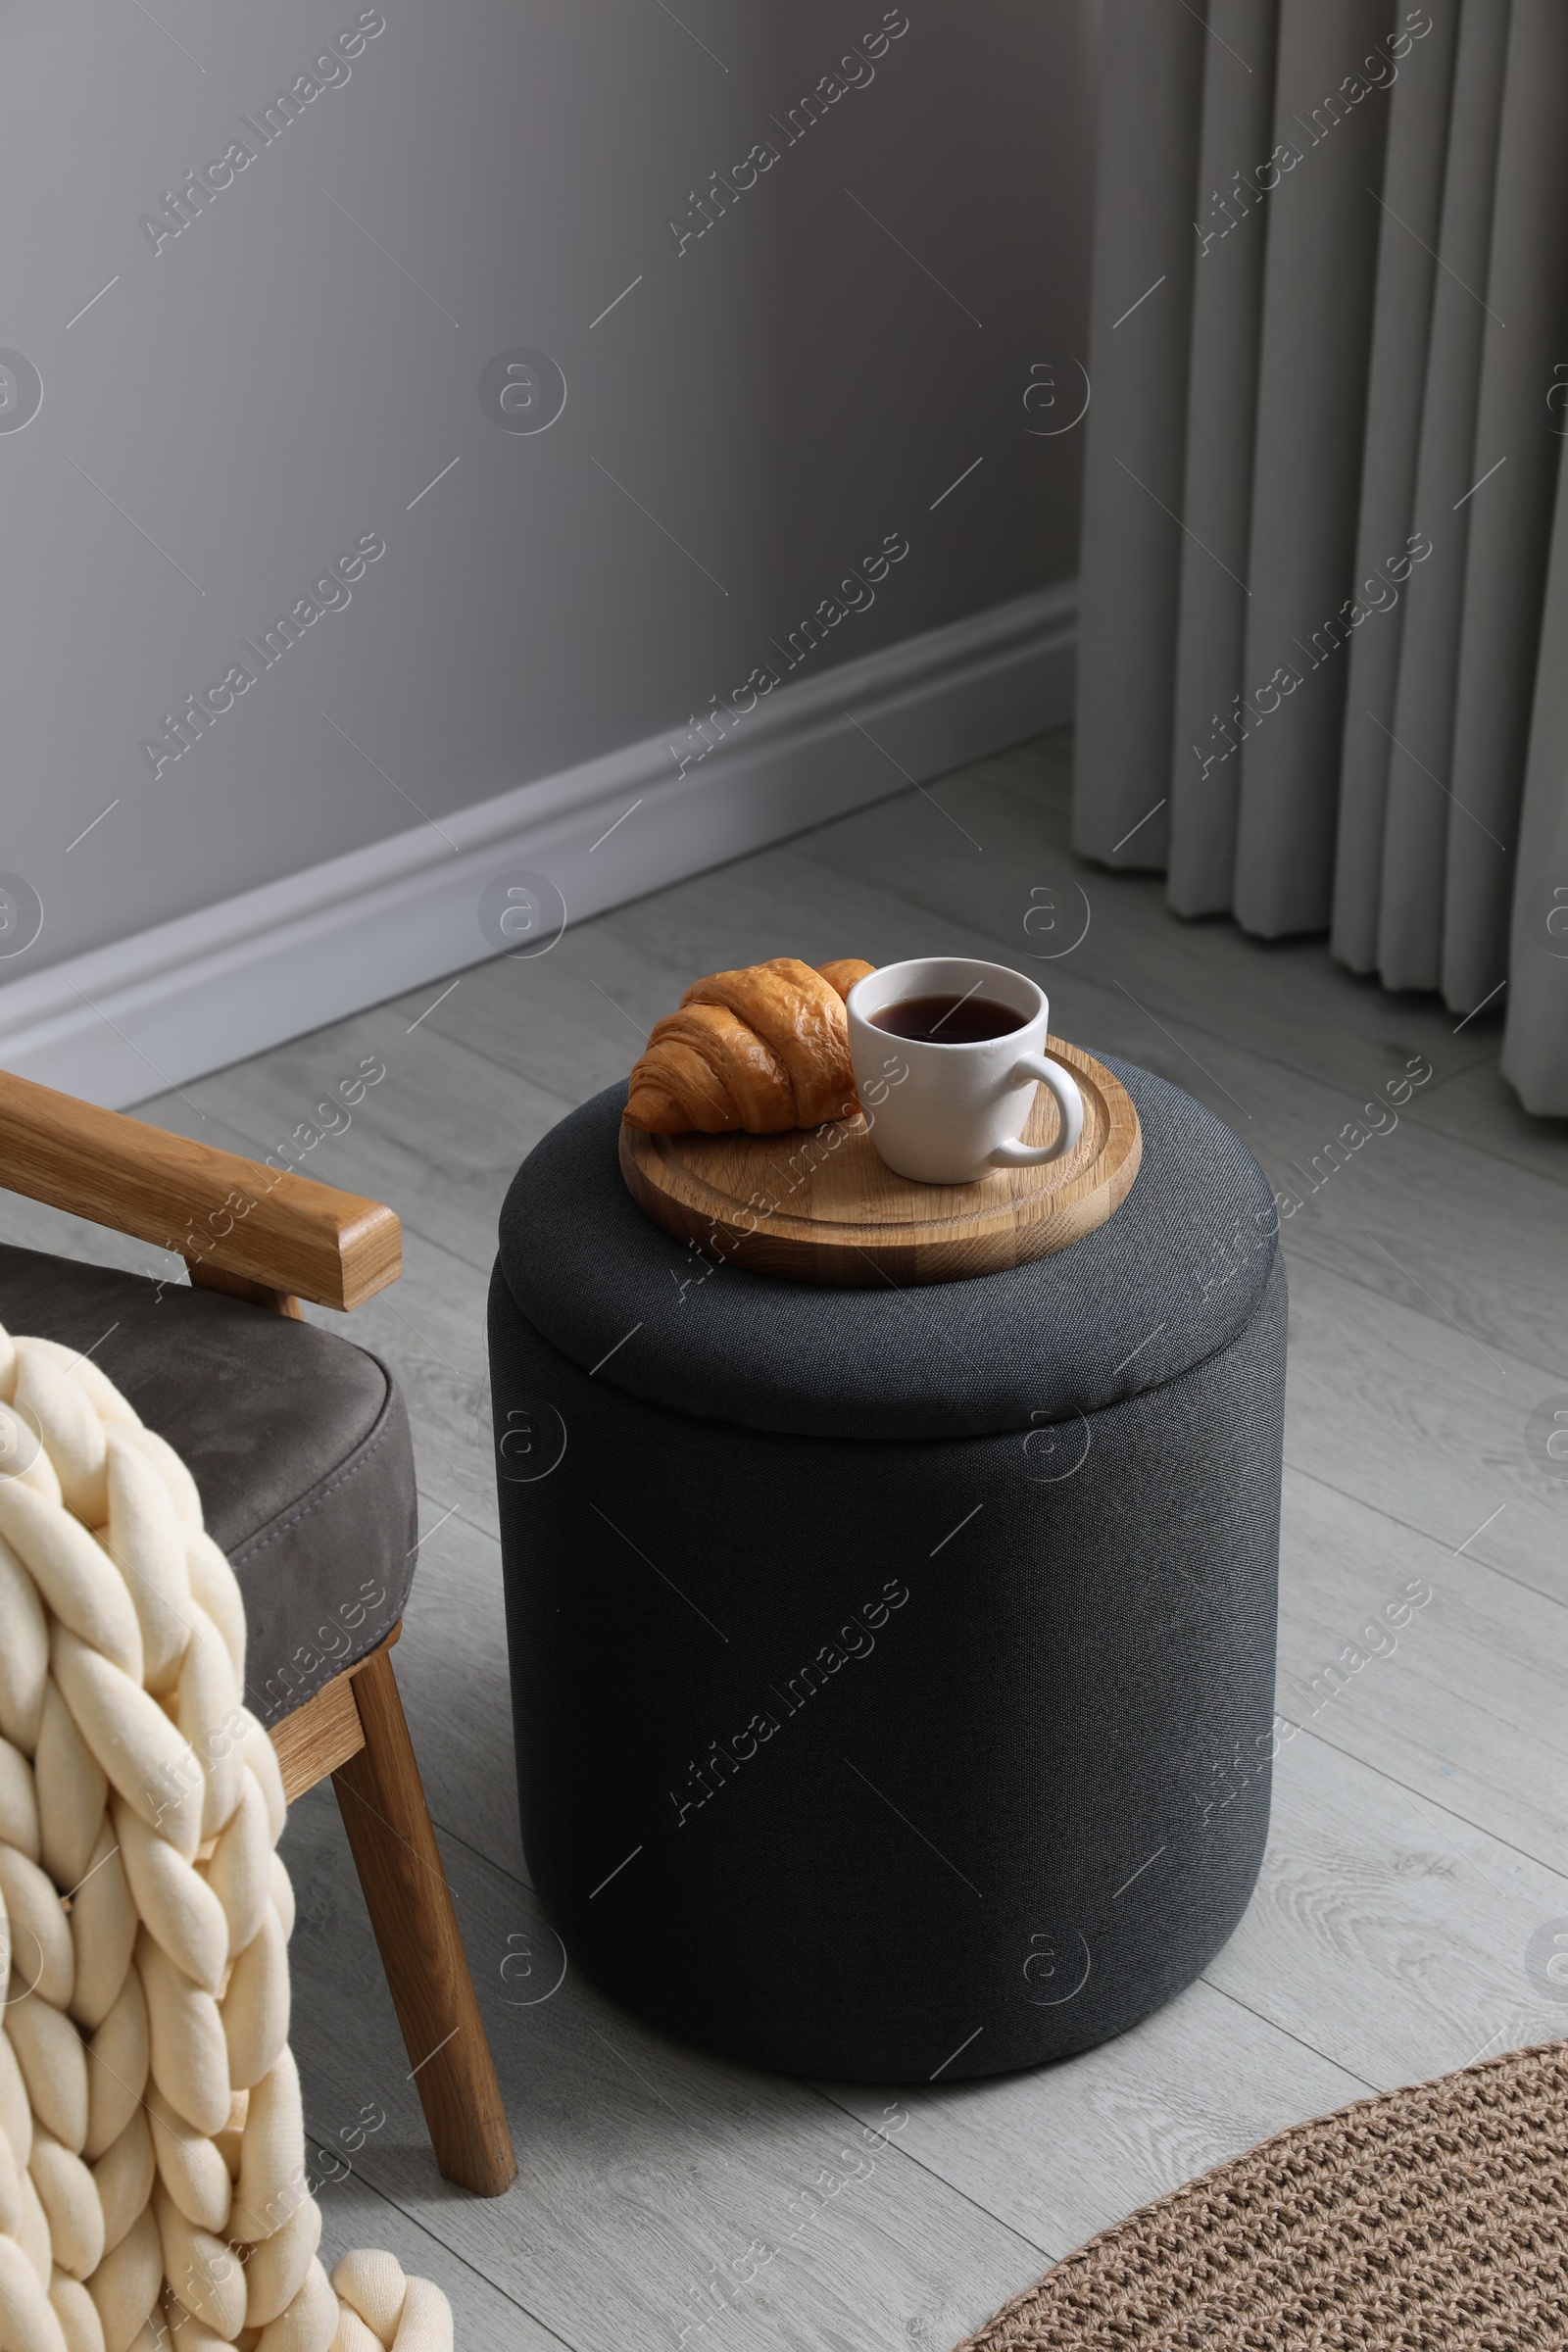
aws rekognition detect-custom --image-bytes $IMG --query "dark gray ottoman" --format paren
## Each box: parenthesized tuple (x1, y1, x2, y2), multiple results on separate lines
(488, 1054, 1285, 2082)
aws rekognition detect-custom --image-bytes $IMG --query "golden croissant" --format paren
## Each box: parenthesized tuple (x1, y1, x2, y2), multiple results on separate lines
(623, 956, 876, 1133)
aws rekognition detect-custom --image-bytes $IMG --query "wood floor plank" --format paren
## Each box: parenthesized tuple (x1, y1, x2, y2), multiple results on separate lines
(1069, 999, 1568, 1389)
(280, 1788, 1046, 2352)
(304, 2140, 564, 2350)
(1262, 1107, 1566, 1391)
(820, 1978, 1368, 2264)
(1274, 1466, 1568, 1875)
(1400, 1046, 1568, 1185)
(399, 1499, 525, 1885)
(1201, 1730, 1568, 2091)
(1283, 1254, 1568, 1607)
(383, 918, 698, 1109)
(600, 835, 1018, 995)
(133, 1000, 571, 1282)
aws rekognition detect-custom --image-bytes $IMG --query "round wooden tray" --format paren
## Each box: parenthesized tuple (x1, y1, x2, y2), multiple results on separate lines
(617, 1037, 1141, 1286)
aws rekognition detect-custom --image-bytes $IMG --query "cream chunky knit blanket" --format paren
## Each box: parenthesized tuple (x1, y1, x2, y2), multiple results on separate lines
(0, 1326, 455, 2352)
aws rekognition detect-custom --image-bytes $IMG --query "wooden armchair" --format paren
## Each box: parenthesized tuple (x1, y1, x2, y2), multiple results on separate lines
(0, 1067, 516, 2196)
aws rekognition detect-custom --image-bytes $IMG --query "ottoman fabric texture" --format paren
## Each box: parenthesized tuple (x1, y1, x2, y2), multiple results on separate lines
(497, 1057, 1278, 1437)
(490, 1054, 1286, 2082)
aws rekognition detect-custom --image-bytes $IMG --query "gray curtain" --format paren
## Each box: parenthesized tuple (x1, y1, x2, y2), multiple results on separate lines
(1074, 0, 1568, 1113)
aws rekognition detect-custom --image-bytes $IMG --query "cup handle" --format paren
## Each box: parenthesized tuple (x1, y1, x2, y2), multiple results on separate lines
(988, 1053, 1085, 1166)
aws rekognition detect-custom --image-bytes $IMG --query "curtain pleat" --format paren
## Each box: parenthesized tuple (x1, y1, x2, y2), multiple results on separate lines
(1443, 0, 1568, 1014)
(1072, 0, 1206, 867)
(1372, 0, 1507, 991)
(1073, 0, 1568, 1113)
(1167, 0, 1279, 916)
(1503, 450, 1568, 1112)
(1330, 1, 1462, 973)
(1231, 2, 1393, 938)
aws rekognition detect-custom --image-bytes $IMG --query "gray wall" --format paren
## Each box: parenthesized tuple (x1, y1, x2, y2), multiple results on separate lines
(0, 0, 1097, 975)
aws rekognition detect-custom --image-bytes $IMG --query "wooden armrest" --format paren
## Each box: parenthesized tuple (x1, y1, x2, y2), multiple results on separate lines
(0, 1067, 401, 1310)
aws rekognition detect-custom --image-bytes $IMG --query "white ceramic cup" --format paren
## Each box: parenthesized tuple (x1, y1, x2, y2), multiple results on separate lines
(846, 956, 1085, 1185)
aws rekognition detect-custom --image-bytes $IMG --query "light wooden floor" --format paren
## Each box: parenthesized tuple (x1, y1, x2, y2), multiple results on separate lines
(5, 729, 1566, 2349)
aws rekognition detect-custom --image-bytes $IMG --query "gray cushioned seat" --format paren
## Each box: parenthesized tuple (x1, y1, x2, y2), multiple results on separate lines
(488, 1054, 1287, 2082)
(0, 1245, 416, 1726)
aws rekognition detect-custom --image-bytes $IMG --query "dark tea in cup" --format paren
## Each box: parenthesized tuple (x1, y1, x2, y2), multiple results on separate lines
(868, 993, 1026, 1045)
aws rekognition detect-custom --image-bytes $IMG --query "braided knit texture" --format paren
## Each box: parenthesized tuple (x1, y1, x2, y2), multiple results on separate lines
(954, 2035, 1568, 2350)
(0, 1327, 455, 2352)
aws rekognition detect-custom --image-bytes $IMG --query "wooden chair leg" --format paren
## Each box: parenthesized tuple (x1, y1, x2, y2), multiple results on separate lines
(332, 1647, 517, 2195)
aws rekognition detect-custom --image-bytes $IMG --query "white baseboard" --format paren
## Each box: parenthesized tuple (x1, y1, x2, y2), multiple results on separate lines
(0, 581, 1076, 1108)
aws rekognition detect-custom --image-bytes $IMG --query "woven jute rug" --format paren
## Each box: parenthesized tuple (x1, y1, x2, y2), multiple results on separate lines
(955, 2037, 1568, 2350)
